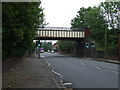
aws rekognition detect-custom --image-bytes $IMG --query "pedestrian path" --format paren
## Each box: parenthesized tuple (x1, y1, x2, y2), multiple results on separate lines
(2, 53, 60, 88)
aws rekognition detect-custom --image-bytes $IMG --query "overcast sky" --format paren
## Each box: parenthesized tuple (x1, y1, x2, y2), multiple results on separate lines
(41, 0, 106, 27)
(40, 0, 106, 44)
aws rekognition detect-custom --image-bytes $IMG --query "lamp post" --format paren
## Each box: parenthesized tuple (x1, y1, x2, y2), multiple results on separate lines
(104, 26, 107, 58)
(118, 31, 120, 60)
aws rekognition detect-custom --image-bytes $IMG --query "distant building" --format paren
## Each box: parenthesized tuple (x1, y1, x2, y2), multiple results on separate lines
(52, 42, 59, 52)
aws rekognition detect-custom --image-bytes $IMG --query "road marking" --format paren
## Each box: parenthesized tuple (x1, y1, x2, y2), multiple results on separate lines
(81, 63, 85, 65)
(63, 82, 72, 85)
(96, 67, 102, 70)
(48, 63, 50, 66)
(52, 68, 62, 78)
(102, 69, 118, 74)
(111, 71, 118, 73)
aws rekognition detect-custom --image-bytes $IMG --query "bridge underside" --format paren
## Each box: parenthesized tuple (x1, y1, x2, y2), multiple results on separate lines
(35, 37, 85, 57)
(35, 37, 84, 40)
(34, 27, 87, 57)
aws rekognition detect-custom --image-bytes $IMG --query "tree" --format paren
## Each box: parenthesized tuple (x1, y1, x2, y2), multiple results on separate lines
(71, 1, 119, 57)
(58, 40, 75, 53)
(41, 42, 52, 51)
(2, 2, 45, 60)
(71, 7, 92, 29)
(100, 1, 120, 30)
(99, 2, 119, 50)
(71, 6, 108, 47)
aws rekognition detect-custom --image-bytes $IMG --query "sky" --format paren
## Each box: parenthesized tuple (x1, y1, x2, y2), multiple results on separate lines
(40, 0, 106, 44)
(41, 0, 106, 28)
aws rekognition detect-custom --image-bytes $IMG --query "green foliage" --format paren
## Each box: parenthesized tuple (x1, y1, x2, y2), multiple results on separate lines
(58, 40, 75, 53)
(41, 42, 52, 51)
(71, 1, 119, 52)
(2, 2, 45, 60)
(100, 2, 120, 30)
(71, 6, 107, 47)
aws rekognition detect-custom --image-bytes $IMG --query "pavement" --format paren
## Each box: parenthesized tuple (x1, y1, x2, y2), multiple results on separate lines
(60, 53, 120, 64)
(2, 53, 61, 88)
(83, 57, 120, 64)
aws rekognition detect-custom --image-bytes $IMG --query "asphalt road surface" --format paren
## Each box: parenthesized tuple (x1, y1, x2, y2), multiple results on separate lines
(41, 52, 118, 88)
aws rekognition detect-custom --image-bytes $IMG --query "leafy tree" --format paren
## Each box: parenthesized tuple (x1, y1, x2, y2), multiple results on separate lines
(84, 6, 108, 47)
(71, 6, 108, 47)
(71, 1, 119, 57)
(41, 42, 52, 51)
(58, 40, 75, 53)
(71, 7, 92, 29)
(100, 1, 120, 30)
(2, 2, 45, 60)
(99, 2, 119, 50)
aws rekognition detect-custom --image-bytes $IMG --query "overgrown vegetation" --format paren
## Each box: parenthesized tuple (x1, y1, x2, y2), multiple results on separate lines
(41, 42, 52, 51)
(58, 40, 75, 54)
(59, 1, 119, 58)
(2, 2, 45, 60)
(71, 1, 119, 57)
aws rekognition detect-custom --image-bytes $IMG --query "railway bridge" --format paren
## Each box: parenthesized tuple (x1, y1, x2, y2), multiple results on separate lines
(35, 27, 91, 57)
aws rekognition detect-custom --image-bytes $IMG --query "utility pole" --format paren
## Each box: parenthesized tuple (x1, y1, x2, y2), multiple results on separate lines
(118, 31, 120, 60)
(104, 28, 107, 58)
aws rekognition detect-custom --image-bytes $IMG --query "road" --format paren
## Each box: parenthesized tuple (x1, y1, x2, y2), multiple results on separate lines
(41, 52, 118, 88)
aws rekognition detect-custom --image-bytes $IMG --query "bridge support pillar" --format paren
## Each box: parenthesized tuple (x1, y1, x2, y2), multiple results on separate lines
(74, 39, 85, 57)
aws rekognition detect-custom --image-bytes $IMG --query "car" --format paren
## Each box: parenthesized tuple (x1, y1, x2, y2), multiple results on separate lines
(51, 50, 54, 53)
(47, 50, 50, 53)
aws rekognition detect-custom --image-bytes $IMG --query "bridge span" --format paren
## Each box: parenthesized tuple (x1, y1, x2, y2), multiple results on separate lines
(36, 27, 85, 40)
(35, 27, 91, 57)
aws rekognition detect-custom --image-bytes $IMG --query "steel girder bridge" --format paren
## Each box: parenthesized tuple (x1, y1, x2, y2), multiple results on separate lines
(35, 27, 85, 40)
(35, 27, 91, 57)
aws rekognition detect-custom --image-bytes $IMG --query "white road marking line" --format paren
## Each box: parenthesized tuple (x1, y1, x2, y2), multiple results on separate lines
(102, 69, 118, 74)
(111, 71, 118, 73)
(51, 67, 63, 84)
(96, 67, 102, 70)
(46, 62, 63, 84)
(81, 63, 85, 65)
(63, 82, 72, 85)
(45, 60, 72, 87)
(52, 68, 62, 78)
(48, 63, 50, 66)
(103, 69, 107, 71)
